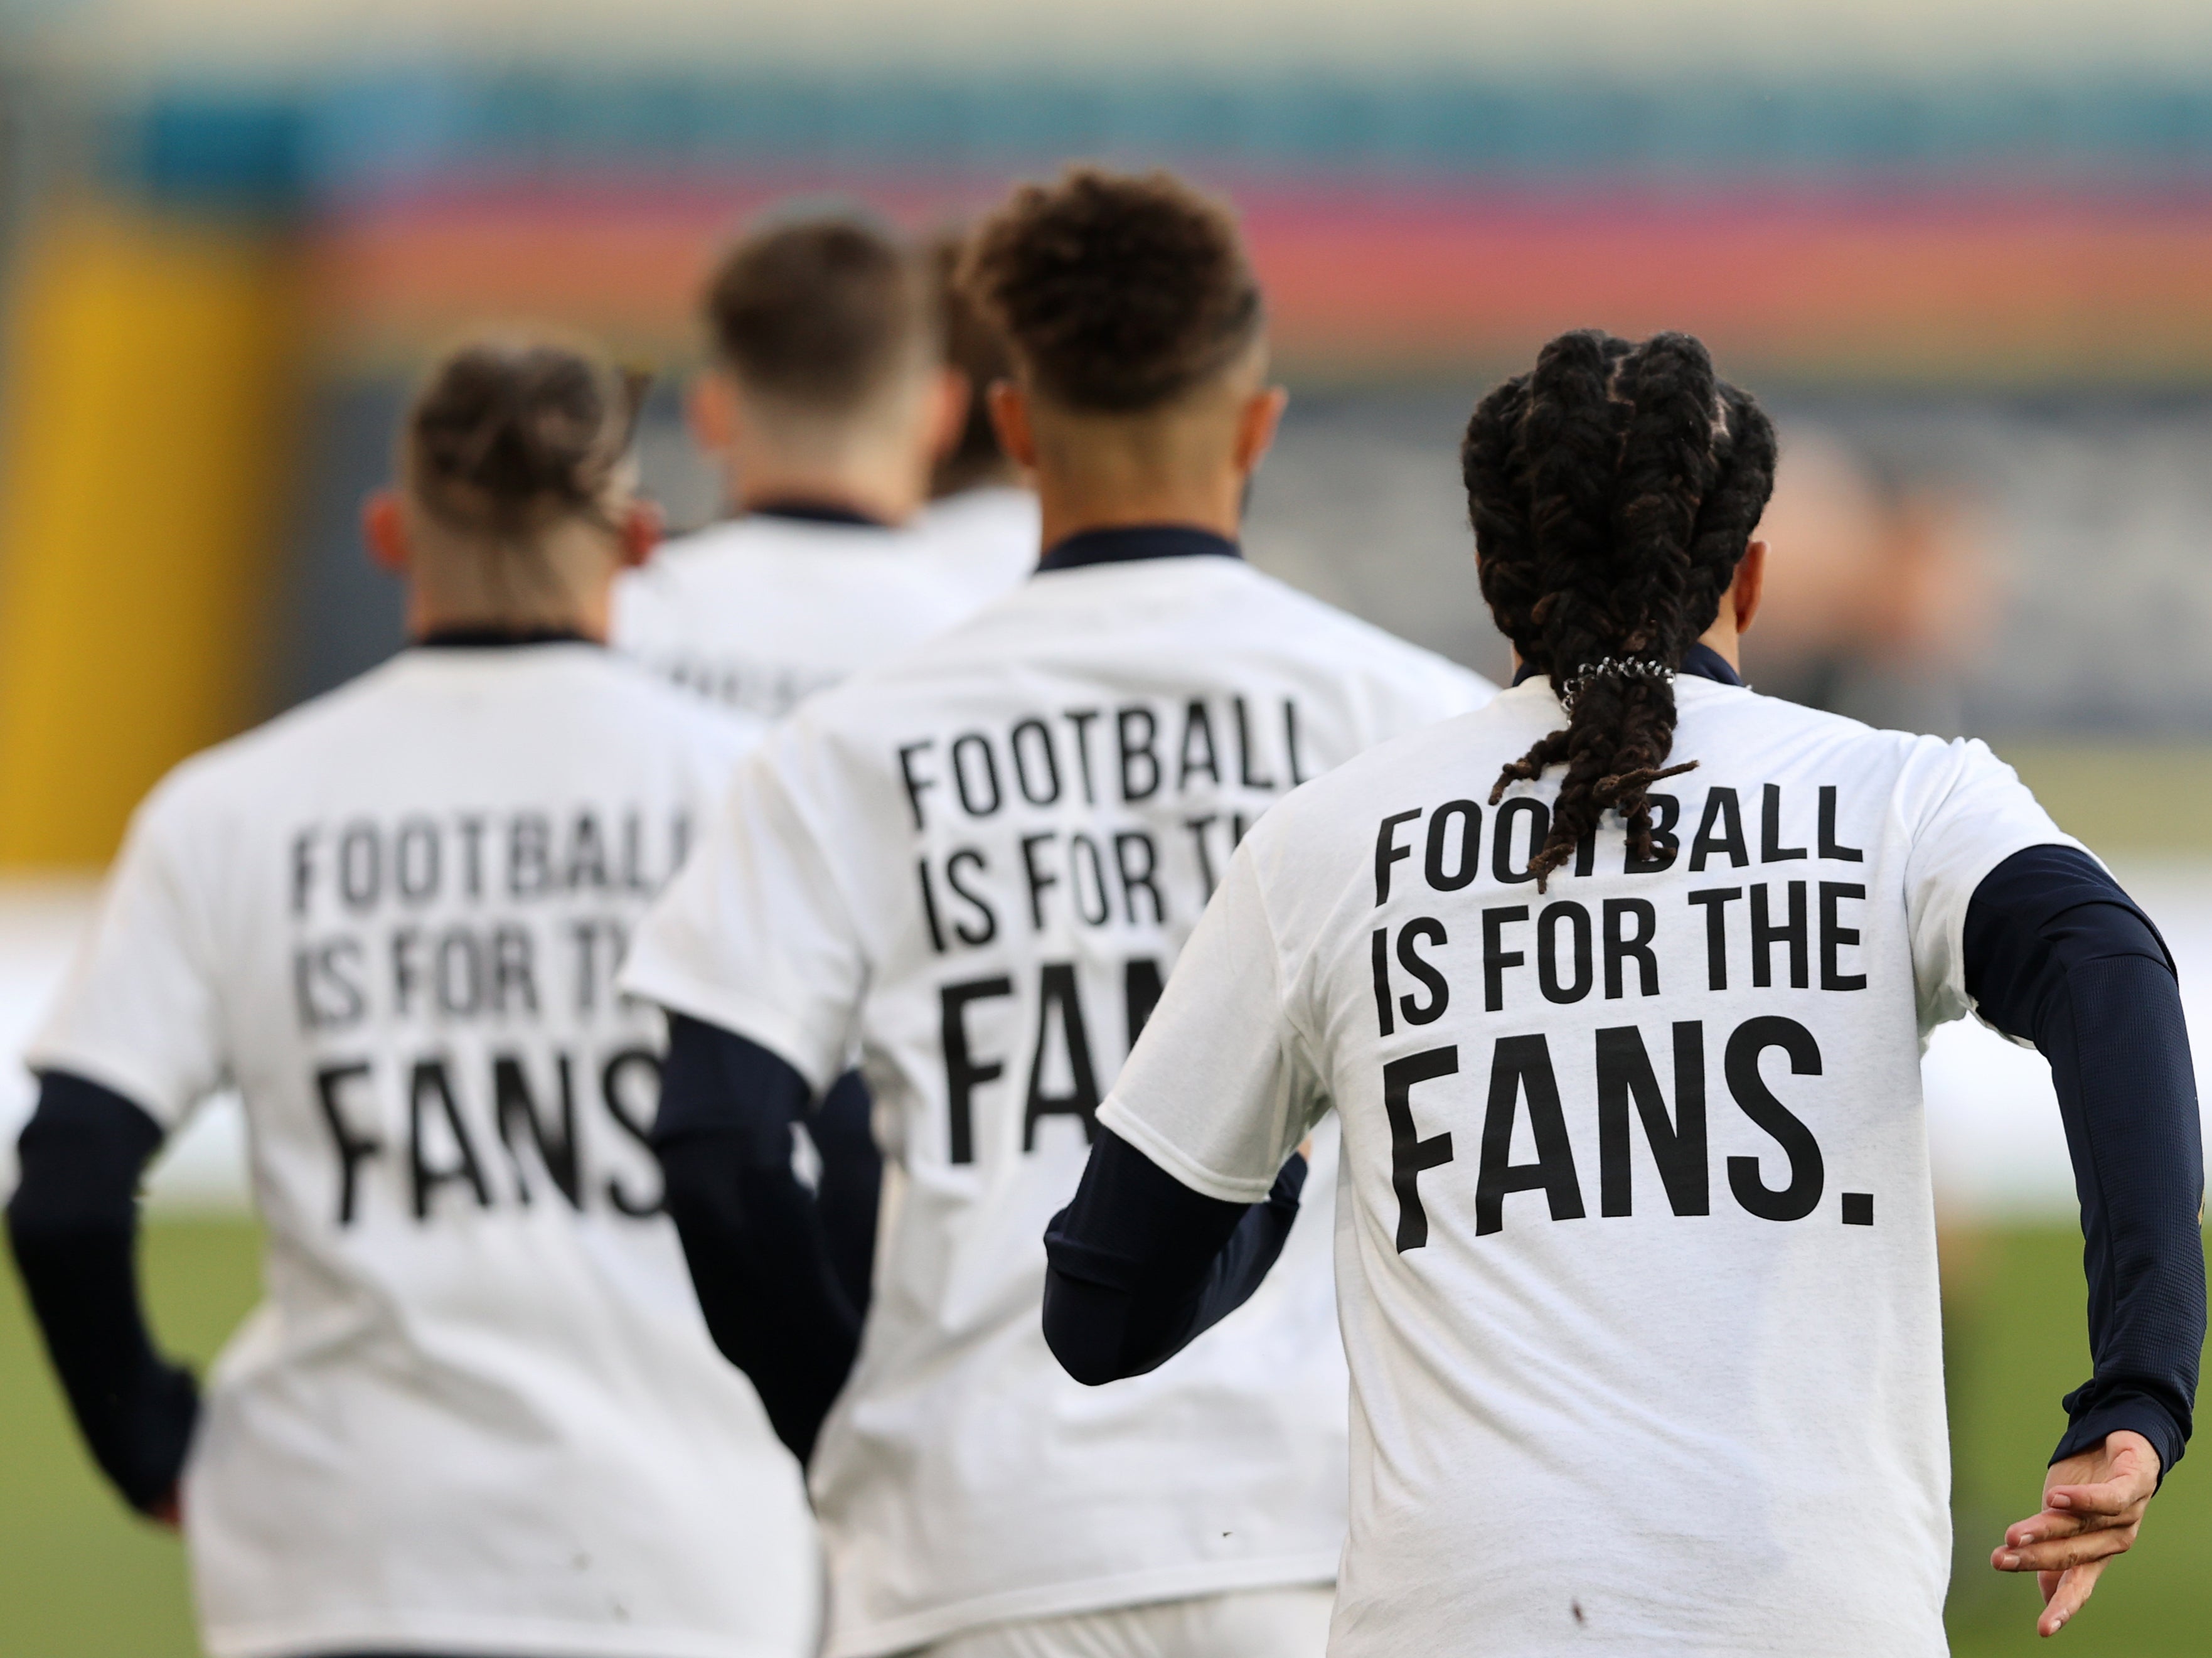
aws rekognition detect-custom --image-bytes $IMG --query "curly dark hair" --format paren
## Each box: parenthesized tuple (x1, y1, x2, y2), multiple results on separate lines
(960, 166, 1263, 412)
(405, 338, 646, 539)
(1463, 329, 1778, 889)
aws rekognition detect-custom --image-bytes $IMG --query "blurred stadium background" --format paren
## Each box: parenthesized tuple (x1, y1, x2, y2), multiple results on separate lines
(3, 0, 2211, 1652)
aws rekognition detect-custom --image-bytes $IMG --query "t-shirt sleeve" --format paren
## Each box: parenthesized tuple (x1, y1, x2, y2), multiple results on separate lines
(619, 739, 868, 1094)
(24, 783, 225, 1130)
(1096, 839, 1327, 1203)
(1902, 737, 2081, 1035)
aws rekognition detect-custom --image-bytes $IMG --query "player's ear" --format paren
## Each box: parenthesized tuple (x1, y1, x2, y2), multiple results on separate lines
(986, 379, 1037, 471)
(929, 367, 971, 464)
(1233, 385, 1290, 476)
(618, 497, 663, 570)
(687, 372, 737, 456)
(1733, 538, 1768, 636)
(362, 489, 409, 575)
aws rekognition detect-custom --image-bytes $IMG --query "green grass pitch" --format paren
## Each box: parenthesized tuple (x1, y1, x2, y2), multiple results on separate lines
(1, 1219, 2203, 1654)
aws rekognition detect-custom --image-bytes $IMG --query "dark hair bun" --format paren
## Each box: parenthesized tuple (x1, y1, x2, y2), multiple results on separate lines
(407, 340, 644, 536)
(963, 167, 1263, 413)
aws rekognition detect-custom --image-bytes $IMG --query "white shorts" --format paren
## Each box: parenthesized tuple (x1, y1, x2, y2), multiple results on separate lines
(913, 1585, 1334, 1658)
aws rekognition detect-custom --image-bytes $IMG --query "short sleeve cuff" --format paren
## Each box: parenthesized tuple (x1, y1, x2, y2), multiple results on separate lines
(1095, 1096, 1281, 1206)
(18, 1041, 192, 1133)
(1921, 830, 2090, 1034)
(1947, 829, 2090, 950)
(617, 956, 845, 1097)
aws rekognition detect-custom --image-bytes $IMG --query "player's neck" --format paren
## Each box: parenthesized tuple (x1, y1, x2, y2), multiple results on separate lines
(1507, 621, 1743, 679)
(407, 590, 611, 646)
(724, 447, 927, 529)
(931, 459, 1023, 500)
(1694, 610, 1743, 672)
(1033, 475, 1242, 553)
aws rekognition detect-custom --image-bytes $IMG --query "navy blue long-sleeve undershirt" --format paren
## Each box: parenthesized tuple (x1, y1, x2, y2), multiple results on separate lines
(5, 1071, 197, 1515)
(1041, 1132, 1308, 1386)
(650, 1014, 862, 1465)
(810, 1071, 884, 1318)
(1960, 845, 2204, 1474)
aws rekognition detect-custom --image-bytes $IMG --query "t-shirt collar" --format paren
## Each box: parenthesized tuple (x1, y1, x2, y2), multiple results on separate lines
(1510, 641, 1743, 692)
(749, 500, 892, 530)
(1035, 524, 1242, 574)
(413, 626, 600, 650)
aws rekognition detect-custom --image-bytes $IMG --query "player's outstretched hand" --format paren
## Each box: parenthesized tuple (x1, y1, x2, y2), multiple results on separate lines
(1990, 1430, 2161, 1637)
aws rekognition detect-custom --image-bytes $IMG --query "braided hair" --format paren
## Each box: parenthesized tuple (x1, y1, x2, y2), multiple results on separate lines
(1463, 329, 1777, 889)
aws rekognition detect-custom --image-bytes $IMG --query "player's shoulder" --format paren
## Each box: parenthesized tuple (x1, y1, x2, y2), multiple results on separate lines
(912, 487, 1040, 595)
(1679, 677, 1992, 786)
(788, 554, 1497, 730)
(617, 515, 873, 606)
(1256, 690, 1499, 841)
(646, 517, 764, 564)
(779, 575, 1037, 704)
(178, 658, 411, 775)
(572, 648, 771, 758)
(149, 648, 759, 817)
(1007, 552, 1488, 688)
(1600, 677, 2029, 835)
(760, 656, 919, 757)
(1219, 563, 1495, 700)
(616, 519, 766, 602)
(916, 484, 1039, 542)
(1682, 683, 2055, 861)
(122, 662, 405, 847)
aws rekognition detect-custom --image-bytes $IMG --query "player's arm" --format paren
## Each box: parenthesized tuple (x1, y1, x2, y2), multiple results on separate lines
(6, 1070, 198, 1521)
(651, 1014, 860, 1463)
(624, 735, 880, 1461)
(1962, 845, 2205, 1634)
(809, 1069, 883, 1317)
(1043, 1131, 1308, 1386)
(1042, 835, 1322, 1386)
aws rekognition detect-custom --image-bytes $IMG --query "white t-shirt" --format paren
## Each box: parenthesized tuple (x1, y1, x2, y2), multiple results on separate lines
(614, 510, 1030, 719)
(622, 551, 1493, 1657)
(28, 646, 819, 1658)
(1100, 672, 2078, 1658)
(916, 484, 1041, 609)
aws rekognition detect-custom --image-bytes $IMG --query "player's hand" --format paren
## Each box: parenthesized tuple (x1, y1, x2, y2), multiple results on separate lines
(147, 1487, 183, 1531)
(1990, 1430, 2160, 1637)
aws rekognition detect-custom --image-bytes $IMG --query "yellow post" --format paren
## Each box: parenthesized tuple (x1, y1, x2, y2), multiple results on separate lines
(0, 201, 302, 865)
